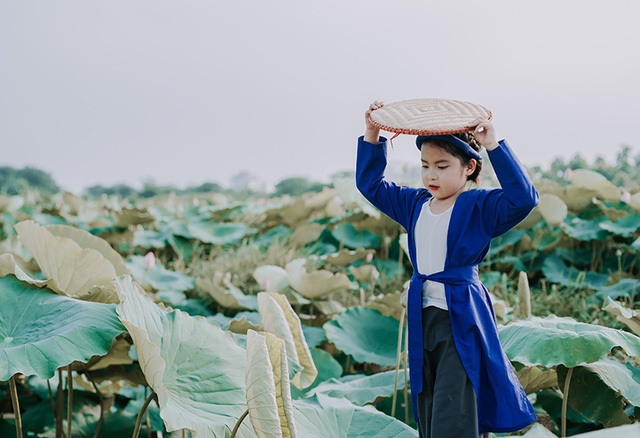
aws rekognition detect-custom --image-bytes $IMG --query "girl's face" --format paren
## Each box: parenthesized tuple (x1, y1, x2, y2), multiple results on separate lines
(420, 142, 476, 201)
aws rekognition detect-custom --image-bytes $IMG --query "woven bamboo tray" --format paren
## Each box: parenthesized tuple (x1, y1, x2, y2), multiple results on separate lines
(368, 98, 492, 136)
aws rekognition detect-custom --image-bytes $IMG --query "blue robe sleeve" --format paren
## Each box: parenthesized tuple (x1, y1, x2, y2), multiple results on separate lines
(482, 139, 539, 238)
(355, 135, 421, 231)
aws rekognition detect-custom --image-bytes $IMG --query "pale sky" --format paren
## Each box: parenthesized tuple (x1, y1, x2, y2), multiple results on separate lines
(1, 1, 638, 193)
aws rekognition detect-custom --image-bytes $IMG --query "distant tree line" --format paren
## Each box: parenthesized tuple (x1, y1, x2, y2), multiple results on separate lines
(0, 166, 60, 196)
(2, 145, 638, 199)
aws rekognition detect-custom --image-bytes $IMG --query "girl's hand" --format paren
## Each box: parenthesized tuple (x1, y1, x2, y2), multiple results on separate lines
(466, 116, 499, 151)
(364, 101, 384, 143)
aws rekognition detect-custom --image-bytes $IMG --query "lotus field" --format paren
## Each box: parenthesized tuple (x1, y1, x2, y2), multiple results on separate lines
(1, 169, 640, 438)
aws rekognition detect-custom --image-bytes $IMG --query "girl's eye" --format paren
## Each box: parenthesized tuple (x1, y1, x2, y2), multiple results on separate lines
(438, 167, 448, 170)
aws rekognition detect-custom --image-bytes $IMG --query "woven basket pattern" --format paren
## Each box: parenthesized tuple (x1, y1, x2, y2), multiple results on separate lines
(368, 98, 492, 135)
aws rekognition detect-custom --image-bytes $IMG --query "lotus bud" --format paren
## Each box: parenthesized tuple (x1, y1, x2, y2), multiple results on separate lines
(621, 190, 631, 204)
(563, 168, 573, 181)
(616, 248, 622, 258)
(517, 272, 532, 319)
(144, 252, 156, 271)
(365, 252, 374, 263)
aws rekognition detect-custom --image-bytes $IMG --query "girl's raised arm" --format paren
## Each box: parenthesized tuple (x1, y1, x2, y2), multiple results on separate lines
(356, 101, 422, 231)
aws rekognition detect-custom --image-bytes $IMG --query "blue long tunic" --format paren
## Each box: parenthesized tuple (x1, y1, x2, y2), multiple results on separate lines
(356, 135, 538, 434)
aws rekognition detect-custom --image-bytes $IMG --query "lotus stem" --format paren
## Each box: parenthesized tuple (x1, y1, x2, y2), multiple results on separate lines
(67, 365, 73, 438)
(230, 409, 249, 438)
(392, 306, 407, 417)
(56, 369, 64, 438)
(90, 380, 104, 438)
(133, 392, 156, 438)
(47, 379, 56, 417)
(561, 367, 574, 438)
(145, 387, 152, 438)
(9, 375, 23, 438)
(403, 321, 410, 425)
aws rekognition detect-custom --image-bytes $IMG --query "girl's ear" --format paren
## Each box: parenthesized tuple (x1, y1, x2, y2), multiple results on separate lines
(466, 159, 477, 175)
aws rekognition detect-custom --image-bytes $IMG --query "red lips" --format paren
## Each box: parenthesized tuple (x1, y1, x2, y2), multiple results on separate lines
(429, 185, 439, 190)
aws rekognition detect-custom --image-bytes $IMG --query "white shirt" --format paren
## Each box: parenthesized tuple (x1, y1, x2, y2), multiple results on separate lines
(414, 197, 453, 310)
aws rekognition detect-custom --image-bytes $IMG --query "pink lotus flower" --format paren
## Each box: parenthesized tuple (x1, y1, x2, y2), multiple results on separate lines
(144, 252, 156, 270)
(621, 190, 631, 204)
(563, 168, 573, 181)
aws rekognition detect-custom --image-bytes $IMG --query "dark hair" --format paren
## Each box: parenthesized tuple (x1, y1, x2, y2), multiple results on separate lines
(422, 132, 483, 184)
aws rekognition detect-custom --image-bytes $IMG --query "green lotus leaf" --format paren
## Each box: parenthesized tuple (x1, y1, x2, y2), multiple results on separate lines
(489, 256, 527, 272)
(114, 275, 247, 437)
(156, 290, 215, 317)
(258, 292, 318, 389)
(563, 217, 609, 241)
(595, 279, 640, 300)
(115, 207, 155, 227)
(308, 369, 407, 406)
(291, 394, 417, 437)
(542, 254, 609, 289)
(0, 275, 125, 381)
(324, 307, 401, 367)
(555, 247, 593, 269)
(291, 348, 343, 399)
(253, 225, 292, 249)
(557, 358, 640, 427)
(536, 227, 563, 251)
(134, 229, 171, 249)
(599, 213, 640, 238)
(187, 220, 253, 245)
(331, 222, 380, 249)
(534, 388, 599, 430)
(167, 234, 196, 262)
(15, 220, 120, 302)
(301, 325, 326, 349)
(489, 229, 527, 256)
(126, 255, 194, 292)
(246, 330, 297, 438)
(31, 213, 69, 226)
(498, 315, 640, 368)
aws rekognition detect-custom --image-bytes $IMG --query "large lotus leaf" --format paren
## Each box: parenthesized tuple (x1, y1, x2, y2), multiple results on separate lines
(196, 271, 258, 310)
(291, 348, 343, 399)
(115, 207, 155, 226)
(489, 229, 527, 257)
(46, 224, 129, 276)
(515, 366, 558, 394)
(367, 292, 404, 321)
(498, 315, 640, 368)
(571, 425, 640, 437)
(126, 255, 194, 293)
(258, 292, 318, 389)
(253, 265, 290, 293)
(133, 229, 172, 249)
(114, 275, 247, 437)
(308, 369, 407, 406)
(322, 248, 374, 267)
(603, 297, 640, 336)
(501, 423, 557, 438)
(571, 169, 620, 201)
(290, 223, 325, 247)
(331, 222, 380, 249)
(324, 307, 400, 367)
(286, 258, 353, 299)
(563, 217, 609, 241)
(537, 194, 568, 226)
(156, 290, 215, 317)
(596, 279, 640, 300)
(542, 254, 609, 289)
(246, 330, 297, 438)
(301, 325, 326, 349)
(187, 220, 253, 245)
(557, 358, 640, 427)
(167, 234, 197, 262)
(599, 213, 640, 238)
(0, 275, 125, 381)
(14, 220, 119, 302)
(291, 394, 416, 437)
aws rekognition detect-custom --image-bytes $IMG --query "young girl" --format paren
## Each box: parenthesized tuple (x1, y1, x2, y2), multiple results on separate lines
(356, 101, 538, 438)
